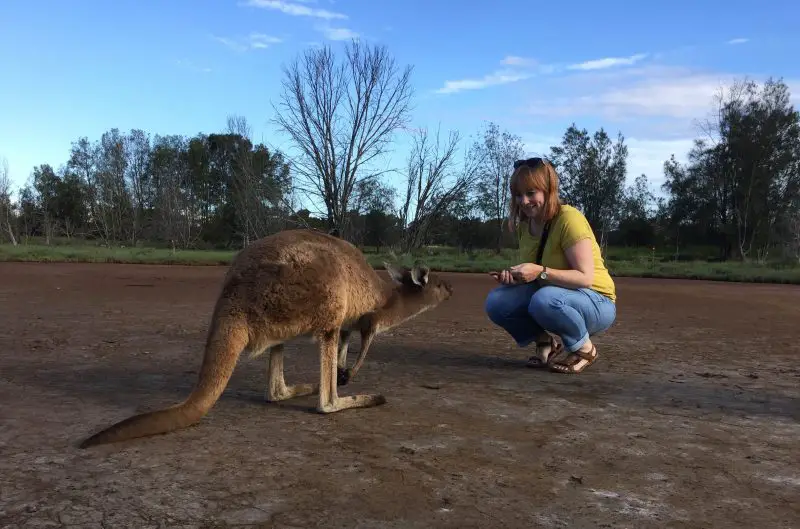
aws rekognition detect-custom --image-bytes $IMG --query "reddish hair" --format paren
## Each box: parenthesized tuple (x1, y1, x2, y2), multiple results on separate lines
(507, 158, 562, 231)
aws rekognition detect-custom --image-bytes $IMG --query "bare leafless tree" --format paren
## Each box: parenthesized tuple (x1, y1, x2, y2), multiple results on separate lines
(272, 40, 413, 239)
(0, 157, 18, 245)
(399, 126, 483, 252)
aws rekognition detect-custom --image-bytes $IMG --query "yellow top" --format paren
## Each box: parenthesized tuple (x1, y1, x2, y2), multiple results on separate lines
(517, 204, 616, 302)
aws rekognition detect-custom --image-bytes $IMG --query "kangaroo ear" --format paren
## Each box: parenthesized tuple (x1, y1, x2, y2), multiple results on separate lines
(384, 261, 406, 285)
(410, 263, 430, 286)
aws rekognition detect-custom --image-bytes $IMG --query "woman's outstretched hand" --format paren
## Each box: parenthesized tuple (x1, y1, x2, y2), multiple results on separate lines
(489, 268, 518, 285)
(509, 263, 543, 283)
(489, 263, 543, 284)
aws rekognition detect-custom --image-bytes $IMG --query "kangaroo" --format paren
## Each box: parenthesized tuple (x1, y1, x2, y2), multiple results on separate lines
(79, 229, 453, 448)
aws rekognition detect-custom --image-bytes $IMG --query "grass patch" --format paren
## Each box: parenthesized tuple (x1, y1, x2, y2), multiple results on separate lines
(0, 244, 235, 266)
(2, 242, 799, 284)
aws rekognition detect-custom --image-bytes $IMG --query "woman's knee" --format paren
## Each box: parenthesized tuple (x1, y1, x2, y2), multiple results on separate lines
(484, 286, 514, 323)
(528, 286, 564, 318)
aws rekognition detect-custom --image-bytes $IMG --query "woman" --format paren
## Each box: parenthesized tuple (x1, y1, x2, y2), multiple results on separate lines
(484, 157, 617, 374)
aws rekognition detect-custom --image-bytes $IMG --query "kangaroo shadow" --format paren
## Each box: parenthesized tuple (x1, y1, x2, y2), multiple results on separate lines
(4, 353, 327, 417)
(10, 342, 798, 426)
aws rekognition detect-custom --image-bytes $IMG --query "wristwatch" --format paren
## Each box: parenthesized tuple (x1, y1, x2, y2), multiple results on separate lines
(538, 266, 548, 281)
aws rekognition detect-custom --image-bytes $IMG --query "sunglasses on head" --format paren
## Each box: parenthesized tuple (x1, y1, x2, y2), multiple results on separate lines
(513, 157, 546, 169)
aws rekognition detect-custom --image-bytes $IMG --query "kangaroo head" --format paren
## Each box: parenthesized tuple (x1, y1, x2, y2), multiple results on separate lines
(383, 261, 454, 308)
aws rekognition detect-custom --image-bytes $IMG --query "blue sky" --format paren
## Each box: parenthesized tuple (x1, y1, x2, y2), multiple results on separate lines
(1, 0, 798, 206)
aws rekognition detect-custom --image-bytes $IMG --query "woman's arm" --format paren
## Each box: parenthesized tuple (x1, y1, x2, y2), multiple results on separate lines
(542, 237, 595, 288)
(508, 238, 595, 288)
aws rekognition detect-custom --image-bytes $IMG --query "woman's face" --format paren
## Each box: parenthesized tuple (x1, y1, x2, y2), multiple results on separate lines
(516, 187, 546, 220)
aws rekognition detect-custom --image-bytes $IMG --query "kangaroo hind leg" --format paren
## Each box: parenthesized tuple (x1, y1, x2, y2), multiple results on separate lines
(337, 328, 352, 386)
(265, 344, 319, 402)
(317, 329, 386, 414)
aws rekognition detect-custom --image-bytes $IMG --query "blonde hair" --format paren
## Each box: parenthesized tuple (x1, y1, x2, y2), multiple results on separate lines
(507, 158, 562, 231)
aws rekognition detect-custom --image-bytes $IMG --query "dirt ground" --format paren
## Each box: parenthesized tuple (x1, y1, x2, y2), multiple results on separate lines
(0, 262, 798, 529)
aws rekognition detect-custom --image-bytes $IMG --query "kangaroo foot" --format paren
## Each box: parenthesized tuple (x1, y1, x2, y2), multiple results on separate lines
(316, 393, 386, 413)
(265, 383, 319, 402)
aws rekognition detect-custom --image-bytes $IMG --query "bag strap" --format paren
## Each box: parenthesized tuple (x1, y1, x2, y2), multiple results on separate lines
(534, 220, 552, 266)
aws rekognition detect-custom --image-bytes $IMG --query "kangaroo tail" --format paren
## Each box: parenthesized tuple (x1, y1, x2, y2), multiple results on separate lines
(79, 319, 250, 449)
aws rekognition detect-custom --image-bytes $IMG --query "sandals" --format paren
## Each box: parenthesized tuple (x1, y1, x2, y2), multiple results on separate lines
(549, 345, 598, 374)
(527, 335, 563, 368)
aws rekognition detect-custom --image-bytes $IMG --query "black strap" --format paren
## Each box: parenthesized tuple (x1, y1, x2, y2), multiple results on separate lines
(534, 221, 551, 265)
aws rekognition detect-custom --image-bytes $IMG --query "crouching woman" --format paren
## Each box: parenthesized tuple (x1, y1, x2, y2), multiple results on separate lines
(485, 157, 617, 374)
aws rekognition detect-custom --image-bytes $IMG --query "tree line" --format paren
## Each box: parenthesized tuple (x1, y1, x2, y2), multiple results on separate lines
(1, 41, 798, 263)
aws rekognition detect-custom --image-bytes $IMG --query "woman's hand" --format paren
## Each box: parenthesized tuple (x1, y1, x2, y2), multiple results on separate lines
(490, 263, 543, 284)
(489, 269, 516, 284)
(509, 263, 543, 283)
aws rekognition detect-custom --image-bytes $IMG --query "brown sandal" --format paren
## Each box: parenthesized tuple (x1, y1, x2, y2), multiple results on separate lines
(527, 335, 564, 368)
(549, 345, 598, 374)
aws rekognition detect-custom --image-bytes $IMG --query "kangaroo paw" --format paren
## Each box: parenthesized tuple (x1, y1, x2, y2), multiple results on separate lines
(317, 393, 386, 413)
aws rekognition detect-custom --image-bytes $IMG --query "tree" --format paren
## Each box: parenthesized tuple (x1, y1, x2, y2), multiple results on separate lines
(148, 134, 195, 251)
(472, 121, 526, 252)
(548, 124, 628, 249)
(0, 157, 17, 245)
(125, 128, 152, 243)
(788, 201, 800, 263)
(225, 115, 293, 245)
(350, 176, 399, 249)
(31, 164, 61, 244)
(399, 125, 483, 252)
(679, 77, 800, 260)
(617, 174, 656, 247)
(272, 40, 414, 240)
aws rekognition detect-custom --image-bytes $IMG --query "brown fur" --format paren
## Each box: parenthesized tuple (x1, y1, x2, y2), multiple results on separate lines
(79, 229, 453, 448)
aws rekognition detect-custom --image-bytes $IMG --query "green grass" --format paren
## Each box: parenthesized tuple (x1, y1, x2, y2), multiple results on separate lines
(1, 242, 799, 284)
(0, 243, 234, 266)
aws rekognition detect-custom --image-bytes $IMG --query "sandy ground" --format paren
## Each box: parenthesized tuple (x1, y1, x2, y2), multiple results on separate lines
(0, 262, 798, 528)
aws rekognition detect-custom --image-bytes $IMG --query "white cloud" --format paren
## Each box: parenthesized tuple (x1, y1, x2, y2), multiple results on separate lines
(587, 73, 726, 118)
(567, 53, 648, 71)
(518, 134, 561, 159)
(214, 33, 282, 52)
(317, 26, 359, 41)
(520, 134, 693, 190)
(435, 70, 532, 94)
(526, 68, 731, 120)
(501, 55, 537, 67)
(242, 0, 347, 20)
(727, 38, 749, 45)
(248, 33, 283, 48)
(625, 137, 694, 188)
(529, 71, 800, 125)
(434, 47, 800, 186)
(435, 51, 649, 95)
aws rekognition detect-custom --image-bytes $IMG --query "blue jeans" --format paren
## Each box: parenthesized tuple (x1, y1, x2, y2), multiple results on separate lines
(484, 283, 616, 353)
